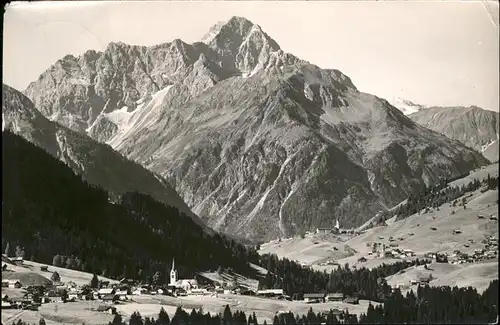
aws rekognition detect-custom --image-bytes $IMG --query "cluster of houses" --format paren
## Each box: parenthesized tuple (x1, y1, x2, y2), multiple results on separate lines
(422, 235, 498, 265)
(366, 241, 416, 260)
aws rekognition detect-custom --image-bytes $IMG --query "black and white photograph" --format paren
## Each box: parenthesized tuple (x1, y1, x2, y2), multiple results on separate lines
(2, 0, 499, 324)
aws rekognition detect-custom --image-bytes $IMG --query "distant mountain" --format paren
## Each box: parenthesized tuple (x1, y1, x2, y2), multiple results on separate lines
(2, 131, 259, 281)
(2, 84, 206, 229)
(390, 97, 427, 115)
(22, 16, 489, 242)
(408, 106, 499, 162)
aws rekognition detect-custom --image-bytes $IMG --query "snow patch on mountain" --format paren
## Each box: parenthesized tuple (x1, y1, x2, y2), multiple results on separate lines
(107, 85, 173, 149)
(391, 97, 426, 115)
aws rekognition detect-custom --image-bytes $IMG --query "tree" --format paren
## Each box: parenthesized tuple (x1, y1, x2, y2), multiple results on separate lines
(157, 307, 170, 325)
(51, 271, 61, 283)
(4, 242, 11, 257)
(223, 305, 233, 324)
(15, 245, 24, 258)
(90, 274, 99, 289)
(39, 319, 46, 325)
(66, 256, 76, 269)
(111, 314, 123, 325)
(52, 255, 62, 267)
(153, 271, 161, 285)
(130, 312, 143, 325)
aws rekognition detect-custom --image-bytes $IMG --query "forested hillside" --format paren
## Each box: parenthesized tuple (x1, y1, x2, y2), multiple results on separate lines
(375, 172, 499, 224)
(2, 131, 259, 282)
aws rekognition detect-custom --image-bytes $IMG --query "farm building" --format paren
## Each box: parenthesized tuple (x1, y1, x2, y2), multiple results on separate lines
(11, 257, 23, 265)
(98, 288, 116, 297)
(303, 293, 326, 303)
(7, 280, 22, 288)
(96, 305, 117, 314)
(40, 266, 48, 272)
(132, 288, 148, 295)
(325, 293, 344, 302)
(316, 228, 331, 234)
(45, 291, 63, 303)
(257, 289, 283, 297)
(1, 301, 12, 309)
(343, 296, 359, 304)
(102, 294, 119, 303)
(67, 292, 79, 301)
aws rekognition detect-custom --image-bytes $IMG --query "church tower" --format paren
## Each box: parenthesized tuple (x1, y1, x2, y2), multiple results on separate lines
(170, 258, 178, 286)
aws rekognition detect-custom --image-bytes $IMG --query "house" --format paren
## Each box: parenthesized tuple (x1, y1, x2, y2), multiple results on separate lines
(45, 291, 63, 303)
(489, 215, 498, 221)
(102, 294, 118, 303)
(1, 280, 9, 288)
(2, 263, 8, 271)
(40, 266, 48, 272)
(67, 292, 79, 302)
(98, 288, 115, 297)
(316, 228, 331, 234)
(478, 215, 485, 219)
(419, 277, 431, 285)
(8, 280, 22, 288)
(1, 301, 12, 309)
(99, 281, 111, 288)
(303, 293, 325, 303)
(343, 296, 359, 304)
(132, 288, 148, 296)
(325, 293, 344, 302)
(357, 257, 367, 263)
(11, 257, 23, 265)
(96, 305, 117, 314)
(453, 229, 462, 234)
(115, 290, 128, 301)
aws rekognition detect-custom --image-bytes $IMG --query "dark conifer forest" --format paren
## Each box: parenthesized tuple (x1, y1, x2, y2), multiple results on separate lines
(258, 255, 429, 301)
(2, 131, 260, 282)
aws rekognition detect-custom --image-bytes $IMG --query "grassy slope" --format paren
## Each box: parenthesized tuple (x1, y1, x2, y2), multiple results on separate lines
(259, 164, 499, 291)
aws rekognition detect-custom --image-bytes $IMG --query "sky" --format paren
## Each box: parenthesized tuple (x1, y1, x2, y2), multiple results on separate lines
(3, 1, 499, 111)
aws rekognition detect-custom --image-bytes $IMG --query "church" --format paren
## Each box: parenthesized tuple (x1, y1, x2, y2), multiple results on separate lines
(168, 258, 198, 292)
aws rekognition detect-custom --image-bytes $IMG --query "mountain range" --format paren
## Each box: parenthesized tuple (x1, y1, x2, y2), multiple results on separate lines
(6, 16, 490, 242)
(390, 98, 499, 163)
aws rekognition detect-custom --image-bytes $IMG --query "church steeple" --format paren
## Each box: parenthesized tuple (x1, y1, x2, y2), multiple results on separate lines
(169, 257, 178, 286)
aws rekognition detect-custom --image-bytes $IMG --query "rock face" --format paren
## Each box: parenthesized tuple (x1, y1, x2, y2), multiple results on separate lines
(2, 84, 206, 229)
(22, 16, 489, 242)
(408, 106, 499, 162)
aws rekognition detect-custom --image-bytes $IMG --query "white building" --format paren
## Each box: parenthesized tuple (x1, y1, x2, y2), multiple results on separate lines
(169, 258, 198, 292)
